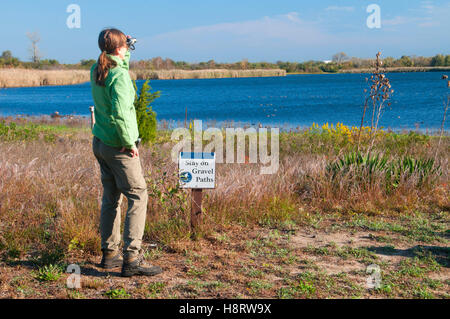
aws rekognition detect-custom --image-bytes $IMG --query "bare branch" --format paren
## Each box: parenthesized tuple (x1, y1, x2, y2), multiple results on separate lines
(26, 31, 42, 63)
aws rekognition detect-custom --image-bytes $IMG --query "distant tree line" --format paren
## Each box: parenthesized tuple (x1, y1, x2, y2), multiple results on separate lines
(0, 50, 95, 70)
(274, 53, 450, 73)
(0, 31, 98, 70)
(128, 57, 279, 71)
(1, 50, 449, 73)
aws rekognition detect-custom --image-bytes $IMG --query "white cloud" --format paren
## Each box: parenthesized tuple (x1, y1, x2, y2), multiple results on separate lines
(418, 21, 440, 28)
(383, 16, 411, 26)
(134, 5, 450, 62)
(420, 1, 435, 14)
(325, 6, 355, 12)
(140, 12, 334, 61)
(382, 15, 440, 28)
(150, 12, 328, 45)
(383, 2, 449, 29)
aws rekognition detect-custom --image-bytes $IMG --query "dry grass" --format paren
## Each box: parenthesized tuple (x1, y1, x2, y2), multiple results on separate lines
(0, 119, 447, 252)
(0, 119, 448, 299)
(0, 69, 90, 88)
(341, 66, 450, 74)
(132, 69, 286, 80)
(0, 68, 286, 88)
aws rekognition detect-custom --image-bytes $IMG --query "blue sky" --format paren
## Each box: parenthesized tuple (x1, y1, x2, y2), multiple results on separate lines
(1, 0, 449, 63)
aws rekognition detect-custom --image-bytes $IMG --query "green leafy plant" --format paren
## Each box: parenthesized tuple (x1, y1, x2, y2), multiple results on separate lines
(0, 121, 39, 141)
(104, 288, 130, 299)
(326, 151, 389, 182)
(0, 120, 61, 142)
(147, 170, 188, 215)
(133, 79, 160, 144)
(326, 151, 441, 192)
(148, 282, 166, 295)
(387, 156, 441, 188)
(34, 264, 63, 282)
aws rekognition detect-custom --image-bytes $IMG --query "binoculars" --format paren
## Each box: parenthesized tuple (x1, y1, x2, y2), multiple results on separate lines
(127, 37, 137, 50)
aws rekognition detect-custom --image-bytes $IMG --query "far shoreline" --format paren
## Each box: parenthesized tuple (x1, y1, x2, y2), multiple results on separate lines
(288, 66, 450, 75)
(1, 66, 449, 89)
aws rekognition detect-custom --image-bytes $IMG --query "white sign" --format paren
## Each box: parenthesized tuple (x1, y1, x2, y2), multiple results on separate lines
(179, 152, 215, 189)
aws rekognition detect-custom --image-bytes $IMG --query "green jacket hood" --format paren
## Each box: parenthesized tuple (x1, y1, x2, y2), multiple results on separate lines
(107, 50, 130, 71)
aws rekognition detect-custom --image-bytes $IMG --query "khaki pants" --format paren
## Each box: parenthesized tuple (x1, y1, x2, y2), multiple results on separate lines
(92, 136, 148, 259)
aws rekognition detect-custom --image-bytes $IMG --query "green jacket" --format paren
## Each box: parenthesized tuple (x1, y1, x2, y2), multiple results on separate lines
(90, 50, 139, 149)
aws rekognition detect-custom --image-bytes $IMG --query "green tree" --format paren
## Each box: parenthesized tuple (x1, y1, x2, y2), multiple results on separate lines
(382, 57, 395, 67)
(39, 59, 59, 66)
(133, 79, 160, 144)
(175, 61, 189, 69)
(399, 56, 413, 67)
(431, 54, 445, 66)
(320, 63, 340, 73)
(0, 51, 20, 67)
(445, 55, 450, 67)
(80, 59, 96, 69)
(1, 50, 12, 61)
(0, 50, 18, 67)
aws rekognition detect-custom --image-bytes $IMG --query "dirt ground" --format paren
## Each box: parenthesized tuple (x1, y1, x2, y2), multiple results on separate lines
(1, 214, 448, 299)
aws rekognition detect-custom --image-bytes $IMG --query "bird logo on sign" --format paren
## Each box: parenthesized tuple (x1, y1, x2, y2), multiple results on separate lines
(180, 171, 192, 183)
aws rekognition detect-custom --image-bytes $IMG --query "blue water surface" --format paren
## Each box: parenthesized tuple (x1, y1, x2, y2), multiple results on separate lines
(0, 73, 448, 131)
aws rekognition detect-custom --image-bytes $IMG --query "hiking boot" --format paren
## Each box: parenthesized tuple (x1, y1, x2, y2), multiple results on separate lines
(121, 253, 163, 277)
(100, 250, 123, 270)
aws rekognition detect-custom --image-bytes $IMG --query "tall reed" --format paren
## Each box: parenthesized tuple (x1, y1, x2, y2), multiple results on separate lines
(0, 68, 286, 88)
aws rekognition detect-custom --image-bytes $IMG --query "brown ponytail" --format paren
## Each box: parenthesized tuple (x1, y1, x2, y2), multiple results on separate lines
(94, 28, 127, 86)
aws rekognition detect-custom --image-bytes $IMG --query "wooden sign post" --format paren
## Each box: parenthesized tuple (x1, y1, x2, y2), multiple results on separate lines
(191, 189, 203, 229)
(178, 152, 216, 232)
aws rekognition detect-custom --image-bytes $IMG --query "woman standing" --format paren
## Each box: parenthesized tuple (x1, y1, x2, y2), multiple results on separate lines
(90, 28, 162, 277)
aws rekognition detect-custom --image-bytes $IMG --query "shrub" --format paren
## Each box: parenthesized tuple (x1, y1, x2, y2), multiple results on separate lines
(387, 156, 441, 188)
(133, 79, 160, 144)
(326, 151, 441, 192)
(326, 151, 388, 176)
(0, 120, 60, 142)
(0, 121, 39, 141)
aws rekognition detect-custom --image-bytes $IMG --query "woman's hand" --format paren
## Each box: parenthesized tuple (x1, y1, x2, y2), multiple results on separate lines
(120, 146, 139, 158)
